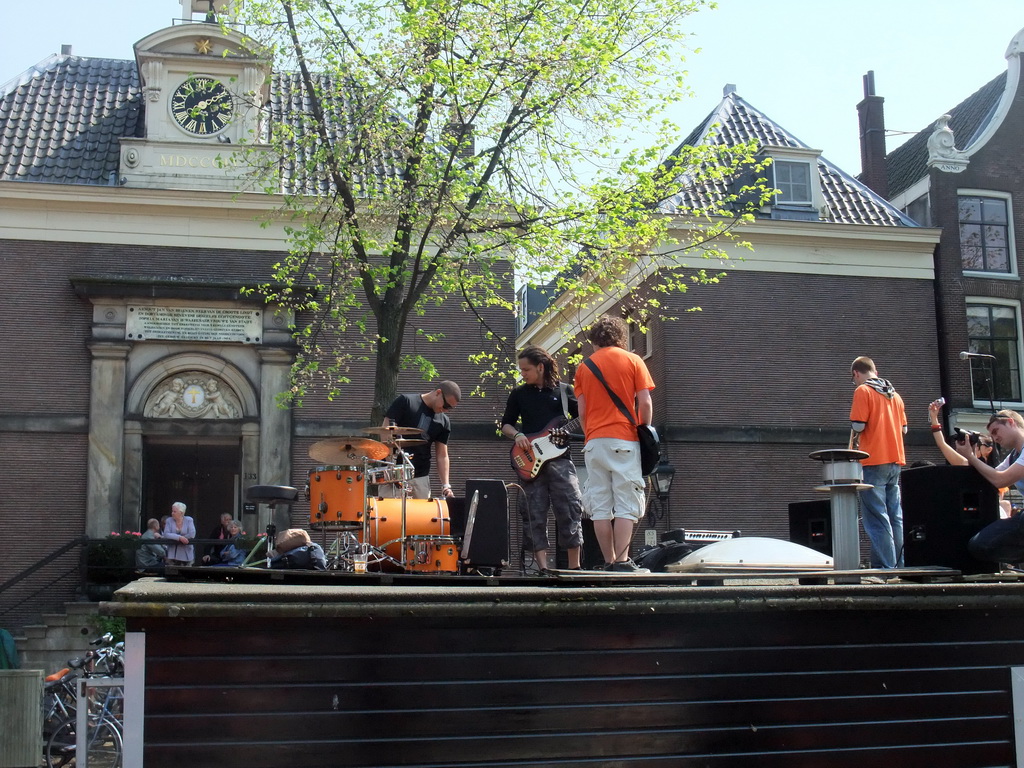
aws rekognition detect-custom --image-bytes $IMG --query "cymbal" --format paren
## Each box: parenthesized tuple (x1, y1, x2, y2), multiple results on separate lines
(362, 425, 423, 438)
(392, 438, 427, 448)
(309, 437, 389, 463)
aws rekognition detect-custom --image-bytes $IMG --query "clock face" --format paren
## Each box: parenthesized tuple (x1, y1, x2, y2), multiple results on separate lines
(170, 76, 233, 136)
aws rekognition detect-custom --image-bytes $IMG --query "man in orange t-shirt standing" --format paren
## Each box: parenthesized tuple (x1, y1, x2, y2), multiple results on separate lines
(849, 356, 907, 569)
(574, 316, 655, 572)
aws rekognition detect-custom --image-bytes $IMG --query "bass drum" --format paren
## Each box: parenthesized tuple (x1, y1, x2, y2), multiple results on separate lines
(307, 466, 365, 526)
(365, 497, 450, 563)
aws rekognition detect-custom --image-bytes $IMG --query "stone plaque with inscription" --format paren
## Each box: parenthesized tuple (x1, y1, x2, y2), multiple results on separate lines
(126, 306, 262, 343)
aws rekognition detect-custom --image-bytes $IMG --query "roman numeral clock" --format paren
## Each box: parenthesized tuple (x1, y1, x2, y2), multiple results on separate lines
(170, 75, 233, 136)
(120, 21, 270, 189)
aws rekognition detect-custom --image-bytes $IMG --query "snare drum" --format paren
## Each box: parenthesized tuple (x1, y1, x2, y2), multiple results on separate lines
(404, 536, 460, 574)
(365, 497, 450, 562)
(307, 466, 365, 526)
(365, 462, 414, 487)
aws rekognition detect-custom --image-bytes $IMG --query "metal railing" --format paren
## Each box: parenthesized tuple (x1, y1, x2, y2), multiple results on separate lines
(0, 536, 258, 630)
(0, 537, 88, 630)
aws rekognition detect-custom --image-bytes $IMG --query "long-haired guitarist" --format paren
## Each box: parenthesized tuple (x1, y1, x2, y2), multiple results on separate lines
(500, 346, 584, 572)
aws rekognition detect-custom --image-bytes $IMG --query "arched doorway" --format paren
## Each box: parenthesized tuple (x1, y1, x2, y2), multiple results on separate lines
(122, 359, 266, 536)
(141, 439, 242, 540)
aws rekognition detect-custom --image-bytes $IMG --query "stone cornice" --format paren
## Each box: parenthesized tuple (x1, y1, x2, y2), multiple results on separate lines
(0, 181, 292, 251)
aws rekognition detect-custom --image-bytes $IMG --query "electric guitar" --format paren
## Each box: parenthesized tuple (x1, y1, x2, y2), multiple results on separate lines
(510, 416, 581, 481)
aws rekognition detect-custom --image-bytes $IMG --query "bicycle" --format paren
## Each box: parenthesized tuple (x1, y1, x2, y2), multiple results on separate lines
(43, 633, 125, 768)
(41, 664, 80, 740)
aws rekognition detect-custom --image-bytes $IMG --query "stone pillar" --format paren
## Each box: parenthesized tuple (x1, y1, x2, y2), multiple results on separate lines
(257, 347, 294, 530)
(122, 420, 144, 532)
(240, 422, 262, 527)
(86, 342, 131, 538)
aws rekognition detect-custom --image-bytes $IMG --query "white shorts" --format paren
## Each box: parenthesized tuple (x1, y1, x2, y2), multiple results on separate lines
(582, 437, 646, 522)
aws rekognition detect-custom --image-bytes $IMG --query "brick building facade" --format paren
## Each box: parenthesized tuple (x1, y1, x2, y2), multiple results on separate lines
(521, 87, 944, 542)
(873, 26, 1024, 436)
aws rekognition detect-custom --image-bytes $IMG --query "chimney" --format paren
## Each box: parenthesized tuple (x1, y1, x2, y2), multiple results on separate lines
(60, 45, 73, 56)
(442, 120, 475, 159)
(857, 71, 888, 198)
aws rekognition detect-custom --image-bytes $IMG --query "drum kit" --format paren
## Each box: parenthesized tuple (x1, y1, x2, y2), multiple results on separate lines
(305, 426, 458, 574)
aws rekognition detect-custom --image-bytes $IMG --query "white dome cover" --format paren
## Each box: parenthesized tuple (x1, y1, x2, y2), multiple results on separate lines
(673, 537, 833, 572)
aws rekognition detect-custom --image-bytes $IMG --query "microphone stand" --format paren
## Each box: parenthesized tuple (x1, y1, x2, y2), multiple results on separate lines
(964, 353, 998, 415)
(980, 357, 996, 415)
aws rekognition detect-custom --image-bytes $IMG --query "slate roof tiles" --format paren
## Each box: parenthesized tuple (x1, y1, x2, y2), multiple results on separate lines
(662, 90, 915, 227)
(884, 72, 1006, 199)
(0, 55, 141, 185)
(269, 71, 404, 196)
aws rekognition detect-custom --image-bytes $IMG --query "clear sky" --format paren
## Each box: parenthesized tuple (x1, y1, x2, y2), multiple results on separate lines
(2, 0, 1021, 175)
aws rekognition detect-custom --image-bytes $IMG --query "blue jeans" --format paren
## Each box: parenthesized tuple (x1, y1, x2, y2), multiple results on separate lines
(858, 463, 904, 569)
(968, 514, 1024, 563)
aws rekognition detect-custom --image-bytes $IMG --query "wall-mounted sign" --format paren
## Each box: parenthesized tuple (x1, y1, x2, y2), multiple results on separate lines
(126, 306, 262, 343)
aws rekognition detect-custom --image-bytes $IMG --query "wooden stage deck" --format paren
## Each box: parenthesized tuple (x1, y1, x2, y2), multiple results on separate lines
(107, 568, 1024, 767)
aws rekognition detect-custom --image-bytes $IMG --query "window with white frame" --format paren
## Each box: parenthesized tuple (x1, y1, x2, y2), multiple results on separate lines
(627, 317, 652, 359)
(959, 194, 1013, 274)
(759, 145, 823, 214)
(966, 301, 1022, 403)
(774, 160, 812, 205)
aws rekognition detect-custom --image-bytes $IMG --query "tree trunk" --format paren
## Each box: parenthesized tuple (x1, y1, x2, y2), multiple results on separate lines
(371, 305, 404, 424)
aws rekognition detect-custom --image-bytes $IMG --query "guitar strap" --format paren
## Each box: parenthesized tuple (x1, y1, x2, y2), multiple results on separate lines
(582, 358, 637, 427)
(558, 382, 570, 422)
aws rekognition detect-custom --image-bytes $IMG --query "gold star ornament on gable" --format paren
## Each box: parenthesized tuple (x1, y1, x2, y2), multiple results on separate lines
(194, 38, 214, 55)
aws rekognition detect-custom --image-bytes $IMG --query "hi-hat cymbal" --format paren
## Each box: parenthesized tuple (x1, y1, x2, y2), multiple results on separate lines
(391, 438, 427, 448)
(362, 425, 423, 438)
(309, 437, 389, 463)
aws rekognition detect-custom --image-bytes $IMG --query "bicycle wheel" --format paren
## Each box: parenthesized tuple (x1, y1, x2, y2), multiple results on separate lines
(44, 718, 76, 768)
(88, 719, 122, 768)
(45, 717, 123, 768)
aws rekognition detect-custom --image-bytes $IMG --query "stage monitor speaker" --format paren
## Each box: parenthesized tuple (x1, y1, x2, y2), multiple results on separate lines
(788, 499, 832, 557)
(446, 497, 466, 538)
(900, 464, 1000, 574)
(462, 479, 509, 568)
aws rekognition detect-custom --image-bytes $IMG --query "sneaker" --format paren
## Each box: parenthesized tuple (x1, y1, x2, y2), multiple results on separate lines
(607, 560, 651, 574)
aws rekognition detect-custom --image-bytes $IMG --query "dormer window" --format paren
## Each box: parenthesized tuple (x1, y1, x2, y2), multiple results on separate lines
(774, 160, 812, 205)
(761, 145, 824, 220)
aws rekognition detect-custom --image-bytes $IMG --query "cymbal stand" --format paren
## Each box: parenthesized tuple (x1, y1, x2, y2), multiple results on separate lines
(356, 456, 374, 573)
(382, 442, 416, 569)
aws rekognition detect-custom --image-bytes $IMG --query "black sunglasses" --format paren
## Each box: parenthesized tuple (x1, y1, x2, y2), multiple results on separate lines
(442, 397, 456, 411)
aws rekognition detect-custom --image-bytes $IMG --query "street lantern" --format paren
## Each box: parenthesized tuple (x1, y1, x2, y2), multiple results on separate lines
(651, 458, 676, 500)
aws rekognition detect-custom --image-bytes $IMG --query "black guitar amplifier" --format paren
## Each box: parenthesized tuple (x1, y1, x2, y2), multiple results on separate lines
(462, 479, 509, 568)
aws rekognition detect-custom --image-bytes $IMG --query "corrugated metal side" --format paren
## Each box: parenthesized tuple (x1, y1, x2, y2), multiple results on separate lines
(0, 670, 42, 768)
(135, 605, 1022, 767)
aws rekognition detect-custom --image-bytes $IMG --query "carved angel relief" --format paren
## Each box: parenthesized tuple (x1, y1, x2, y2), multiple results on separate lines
(145, 373, 242, 419)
